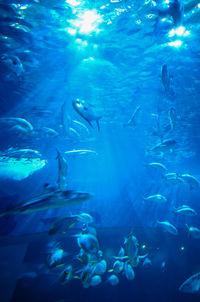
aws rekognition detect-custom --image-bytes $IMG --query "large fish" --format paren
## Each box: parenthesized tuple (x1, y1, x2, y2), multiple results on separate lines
(0, 186, 92, 216)
(179, 272, 200, 293)
(72, 99, 101, 131)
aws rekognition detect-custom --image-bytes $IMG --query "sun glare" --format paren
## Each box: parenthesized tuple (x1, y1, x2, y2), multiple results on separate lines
(68, 9, 102, 35)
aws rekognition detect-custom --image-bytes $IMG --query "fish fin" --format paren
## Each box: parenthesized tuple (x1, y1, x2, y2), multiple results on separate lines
(85, 118, 93, 128)
(96, 120, 100, 131)
(185, 224, 190, 237)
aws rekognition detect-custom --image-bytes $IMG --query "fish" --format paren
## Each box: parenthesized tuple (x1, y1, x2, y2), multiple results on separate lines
(124, 106, 141, 127)
(111, 260, 124, 274)
(144, 162, 167, 173)
(161, 64, 174, 95)
(56, 149, 68, 191)
(0, 186, 92, 217)
(59, 265, 73, 284)
(149, 139, 177, 154)
(76, 233, 99, 254)
(179, 272, 200, 293)
(90, 275, 102, 286)
(72, 120, 90, 135)
(143, 194, 167, 203)
(1, 54, 24, 77)
(41, 127, 59, 138)
(152, 0, 184, 27)
(186, 225, 200, 239)
(71, 213, 94, 224)
(124, 262, 135, 280)
(156, 221, 178, 235)
(173, 205, 197, 216)
(168, 107, 177, 130)
(107, 274, 119, 286)
(79, 263, 96, 288)
(161, 261, 166, 272)
(142, 257, 152, 267)
(72, 99, 101, 131)
(180, 174, 199, 189)
(93, 260, 107, 275)
(64, 149, 98, 156)
(48, 216, 78, 235)
(1, 148, 41, 159)
(118, 247, 125, 257)
(163, 172, 185, 185)
(124, 233, 139, 267)
(0, 117, 33, 132)
(46, 248, 64, 269)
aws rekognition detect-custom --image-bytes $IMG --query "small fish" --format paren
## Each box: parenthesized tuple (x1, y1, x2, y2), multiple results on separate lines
(152, 0, 184, 27)
(0, 186, 92, 216)
(72, 120, 90, 134)
(41, 127, 58, 138)
(71, 213, 94, 224)
(144, 162, 167, 173)
(79, 263, 96, 288)
(107, 274, 119, 286)
(69, 127, 81, 139)
(46, 248, 64, 269)
(125, 233, 139, 267)
(142, 257, 152, 268)
(118, 247, 125, 257)
(168, 107, 177, 130)
(161, 261, 166, 272)
(179, 272, 200, 293)
(65, 149, 98, 156)
(124, 106, 141, 127)
(90, 275, 102, 287)
(156, 221, 178, 235)
(76, 233, 99, 254)
(163, 172, 185, 185)
(0, 117, 33, 132)
(1, 54, 24, 77)
(112, 260, 124, 274)
(180, 174, 199, 189)
(161, 64, 173, 95)
(186, 225, 200, 239)
(72, 99, 101, 131)
(124, 262, 135, 280)
(48, 216, 78, 235)
(56, 149, 68, 191)
(143, 194, 167, 203)
(93, 260, 107, 275)
(148, 139, 176, 154)
(59, 265, 73, 284)
(1, 148, 41, 159)
(173, 205, 197, 216)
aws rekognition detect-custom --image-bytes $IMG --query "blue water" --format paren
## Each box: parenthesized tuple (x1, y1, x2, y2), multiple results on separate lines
(0, 0, 200, 301)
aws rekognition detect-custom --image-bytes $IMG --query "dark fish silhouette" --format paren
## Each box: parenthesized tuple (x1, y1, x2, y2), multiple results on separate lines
(0, 186, 92, 217)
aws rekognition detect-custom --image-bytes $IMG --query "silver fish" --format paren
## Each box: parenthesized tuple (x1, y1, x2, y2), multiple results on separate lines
(174, 205, 197, 216)
(72, 99, 101, 131)
(156, 221, 178, 235)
